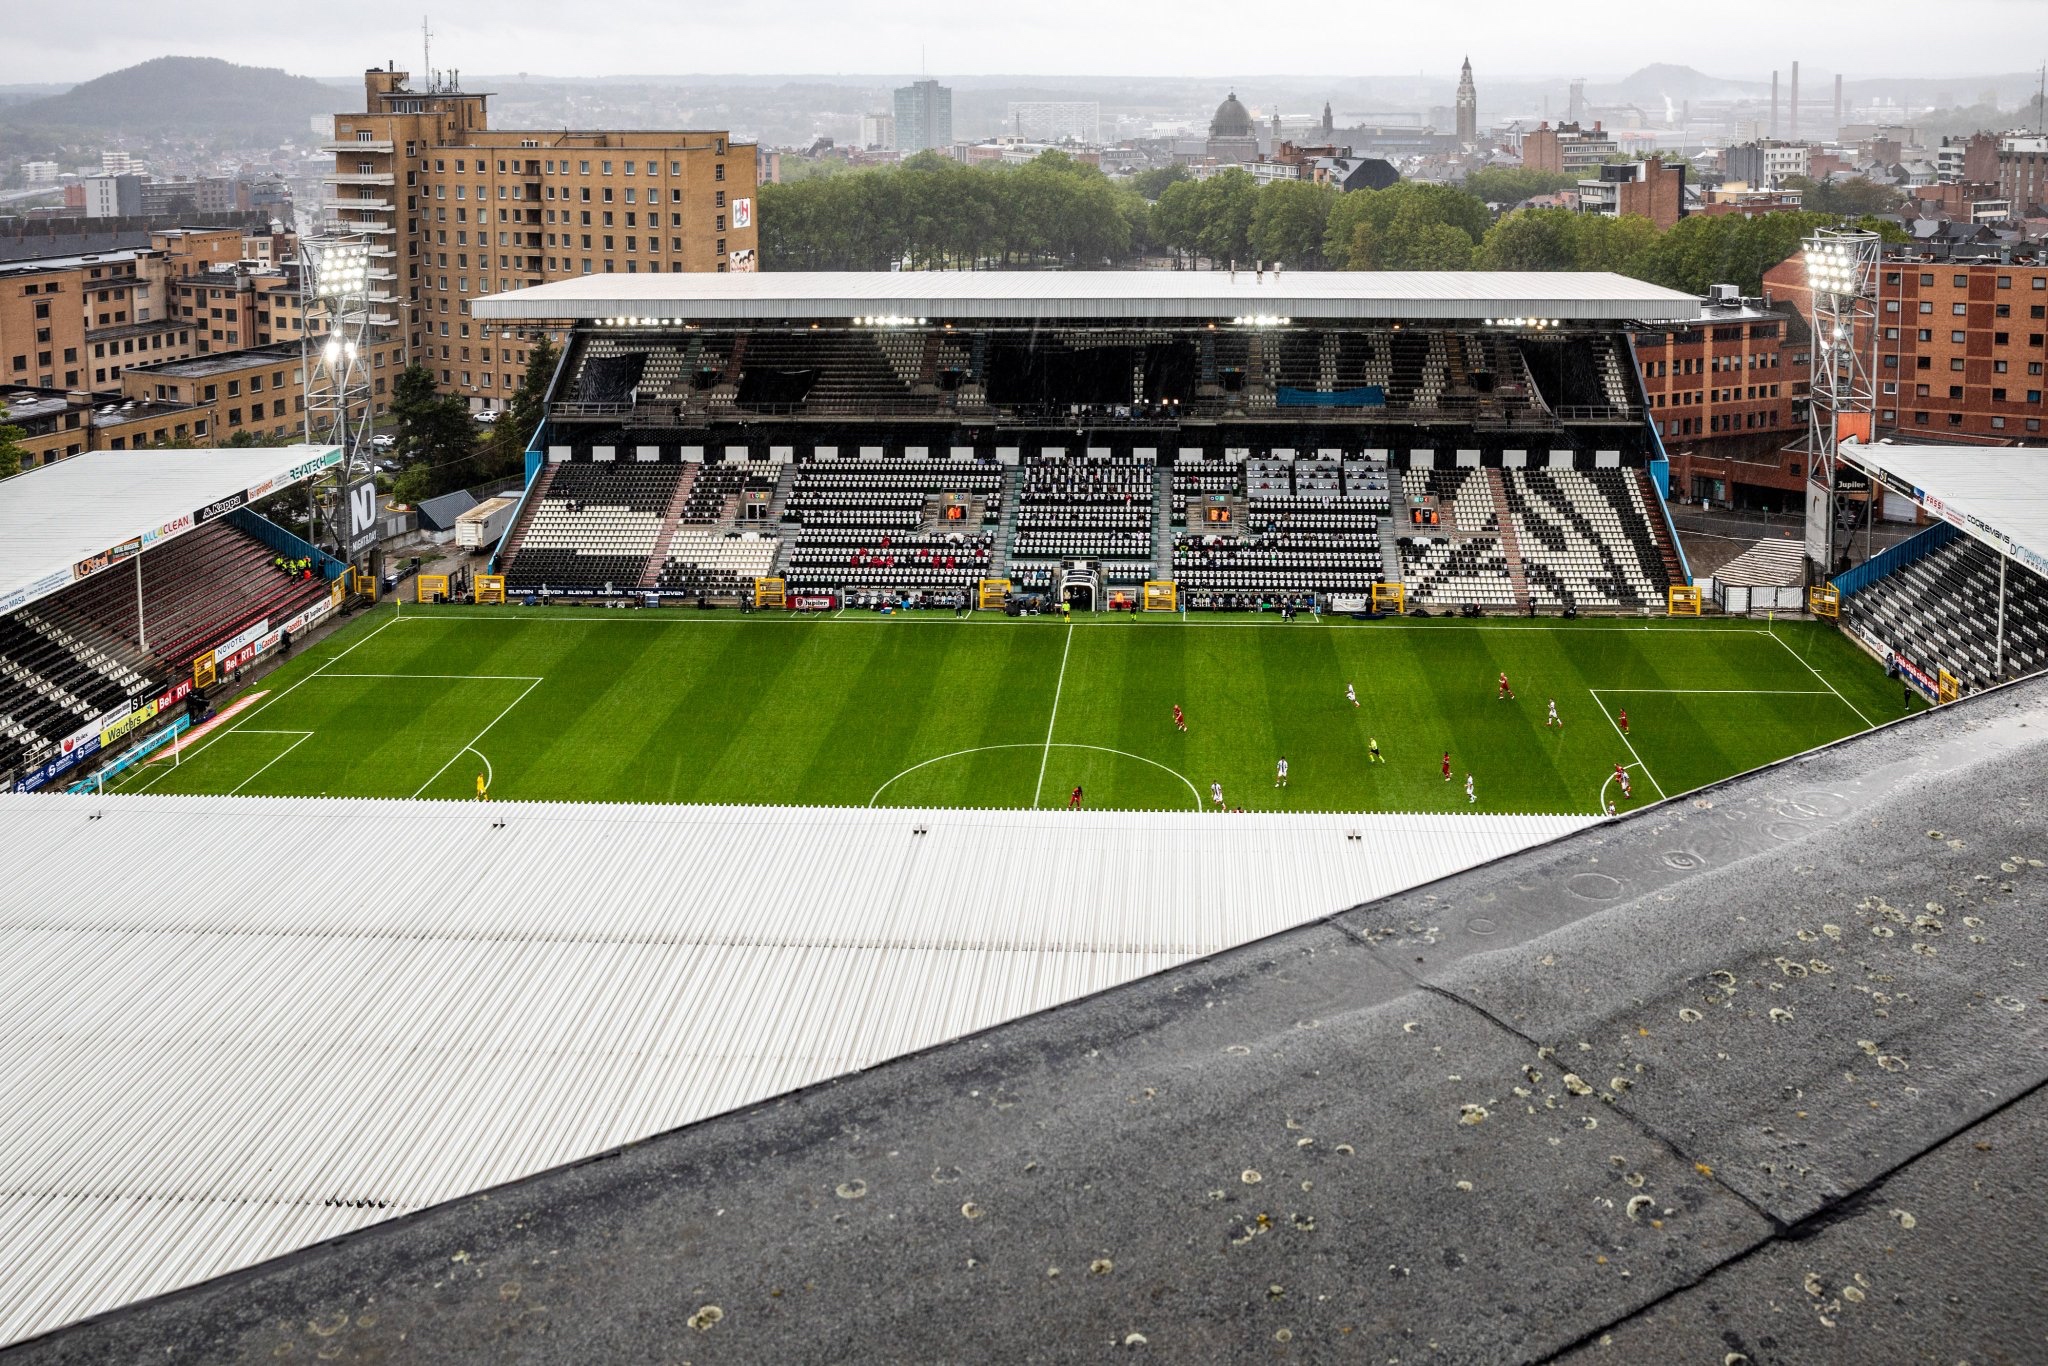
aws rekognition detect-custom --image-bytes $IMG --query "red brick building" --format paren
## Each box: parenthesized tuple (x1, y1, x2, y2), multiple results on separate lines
(1635, 311, 1811, 508)
(1762, 253, 2048, 445)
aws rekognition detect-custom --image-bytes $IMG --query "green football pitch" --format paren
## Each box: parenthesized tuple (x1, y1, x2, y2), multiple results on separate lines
(116, 604, 1918, 814)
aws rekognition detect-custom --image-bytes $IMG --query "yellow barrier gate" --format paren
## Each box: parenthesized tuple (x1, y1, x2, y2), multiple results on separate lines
(1371, 582, 1406, 615)
(475, 573, 506, 604)
(977, 578, 1012, 611)
(1808, 584, 1840, 618)
(1937, 668, 1961, 705)
(350, 568, 377, 601)
(418, 573, 451, 604)
(754, 576, 787, 609)
(192, 651, 217, 690)
(1667, 585, 1703, 616)
(1142, 580, 1178, 612)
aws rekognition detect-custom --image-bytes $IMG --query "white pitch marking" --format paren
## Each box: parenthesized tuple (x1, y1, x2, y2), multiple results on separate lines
(411, 678, 542, 799)
(226, 731, 314, 796)
(1760, 624, 1876, 729)
(871, 742, 1204, 811)
(1586, 691, 1666, 801)
(1032, 620, 1075, 809)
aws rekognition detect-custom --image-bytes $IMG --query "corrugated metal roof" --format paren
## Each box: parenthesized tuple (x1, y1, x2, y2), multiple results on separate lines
(0, 792, 1592, 1345)
(472, 269, 1706, 323)
(1843, 441, 2048, 575)
(0, 446, 342, 614)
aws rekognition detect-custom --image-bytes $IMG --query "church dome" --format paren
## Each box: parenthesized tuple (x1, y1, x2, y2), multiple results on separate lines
(1209, 92, 1253, 140)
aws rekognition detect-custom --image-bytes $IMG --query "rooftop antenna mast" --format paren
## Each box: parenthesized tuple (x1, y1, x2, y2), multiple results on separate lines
(422, 14, 431, 89)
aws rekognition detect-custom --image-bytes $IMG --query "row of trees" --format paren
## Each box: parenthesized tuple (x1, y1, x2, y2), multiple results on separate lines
(765, 150, 1904, 296)
(760, 151, 1151, 270)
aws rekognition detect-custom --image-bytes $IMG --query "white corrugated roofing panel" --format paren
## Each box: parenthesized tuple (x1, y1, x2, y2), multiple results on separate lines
(0, 445, 342, 614)
(0, 793, 1593, 1344)
(1843, 442, 2048, 575)
(472, 269, 1704, 323)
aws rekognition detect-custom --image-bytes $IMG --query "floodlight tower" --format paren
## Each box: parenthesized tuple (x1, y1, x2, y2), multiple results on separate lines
(1800, 227, 1880, 578)
(300, 235, 376, 556)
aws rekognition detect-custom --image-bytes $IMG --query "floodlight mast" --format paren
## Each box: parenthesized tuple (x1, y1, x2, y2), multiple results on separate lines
(1800, 228, 1880, 581)
(299, 233, 377, 560)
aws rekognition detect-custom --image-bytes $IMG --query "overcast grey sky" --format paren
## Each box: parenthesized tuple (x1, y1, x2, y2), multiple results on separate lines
(18, 0, 2043, 83)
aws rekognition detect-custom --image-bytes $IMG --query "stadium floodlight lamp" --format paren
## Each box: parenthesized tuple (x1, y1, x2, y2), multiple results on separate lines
(323, 339, 343, 363)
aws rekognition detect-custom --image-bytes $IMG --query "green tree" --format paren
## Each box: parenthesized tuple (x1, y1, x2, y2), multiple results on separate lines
(1129, 164, 1191, 201)
(1366, 206, 1475, 270)
(481, 336, 558, 481)
(1476, 208, 1582, 271)
(1780, 175, 1902, 217)
(1251, 178, 1336, 269)
(387, 362, 476, 495)
(1462, 167, 1580, 207)
(0, 404, 26, 479)
(1326, 182, 1488, 269)
(1570, 213, 1661, 275)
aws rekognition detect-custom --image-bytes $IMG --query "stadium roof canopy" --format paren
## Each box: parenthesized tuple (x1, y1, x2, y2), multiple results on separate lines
(15, 678, 2048, 1363)
(0, 445, 342, 616)
(0, 796, 1589, 1347)
(1841, 440, 2048, 579)
(473, 269, 1707, 324)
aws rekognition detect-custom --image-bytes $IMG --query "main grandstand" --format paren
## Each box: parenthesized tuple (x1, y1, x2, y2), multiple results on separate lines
(473, 272, 1700, 614)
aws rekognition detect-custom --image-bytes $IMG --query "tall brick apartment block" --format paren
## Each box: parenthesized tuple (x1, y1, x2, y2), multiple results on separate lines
(326, 67, 759, 411)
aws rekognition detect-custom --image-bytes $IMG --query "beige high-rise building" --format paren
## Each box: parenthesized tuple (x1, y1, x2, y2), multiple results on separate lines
(325, 66, 760, 411)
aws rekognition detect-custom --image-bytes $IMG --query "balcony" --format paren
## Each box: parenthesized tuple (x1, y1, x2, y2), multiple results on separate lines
(321, 140, 395, 154)
(324, 172, 396, 187)
(333, 199, 395, 213)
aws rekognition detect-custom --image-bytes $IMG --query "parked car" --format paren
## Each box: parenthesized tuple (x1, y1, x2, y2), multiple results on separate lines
(473, 409, 500, 425)
(375, 459, 400, 474)
(370, 433, 396, 451)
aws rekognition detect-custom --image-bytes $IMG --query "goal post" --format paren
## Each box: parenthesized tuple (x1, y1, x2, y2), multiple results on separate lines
(1371, 582, 1406, 615)
(754, 576, 787, 609)
(1667, 585, 1703, 616)
(1807, 584, 1840, 618)
(417, 573, 451, 604)
(1142, 580, 1177, 612)
(475, 573, 506, 604)
(977, 578, 1012, 611)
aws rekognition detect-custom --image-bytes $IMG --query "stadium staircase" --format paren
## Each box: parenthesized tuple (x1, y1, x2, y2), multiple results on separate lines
(1638, 471, 1686, 586)
(992, 466, 1023, 583)
(496, 463, 559, 567)
(637, 464, 703, 591)
(1485, 468, 1531, 607)
(1152, 467, 1176, 583)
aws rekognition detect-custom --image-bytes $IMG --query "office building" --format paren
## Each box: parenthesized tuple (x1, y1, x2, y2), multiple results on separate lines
(325, 65, 758, 410)
(893, 79, 953, 154)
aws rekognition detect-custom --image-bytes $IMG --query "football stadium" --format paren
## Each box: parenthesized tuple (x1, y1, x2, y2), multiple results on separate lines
(4, 269, 2048, 1361)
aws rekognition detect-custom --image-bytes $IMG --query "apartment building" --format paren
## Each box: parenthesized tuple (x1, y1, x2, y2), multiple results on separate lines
(1636, 310, 1810, 508)
(120, 342, 308, 445)
(0, 385, 211, 466)
(1999, 134, 2048, 215)
(1763, 253, 2048, 445)
(1519, 121, 1619, 175)
(1575, 157, 1686, 231)
(325, 66, 758, 411)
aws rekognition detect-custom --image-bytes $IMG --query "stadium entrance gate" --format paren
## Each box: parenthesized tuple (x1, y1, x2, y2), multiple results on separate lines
(1059, 562, 1100, 611)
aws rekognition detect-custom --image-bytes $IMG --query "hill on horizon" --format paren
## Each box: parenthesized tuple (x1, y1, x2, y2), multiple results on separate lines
(0, 56, 336, 139)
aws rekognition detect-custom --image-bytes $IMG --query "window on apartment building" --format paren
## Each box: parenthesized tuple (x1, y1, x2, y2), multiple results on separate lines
(578, 161, 591, 174)
(1949, 384, 1964, 398)
(1951, 330, 1966, 343)
(716, 214, 725, 231)
(1917, 356, 1931, 370)
(1952, 275, 1967, 287)
(1952, 303, 1967, 316)
(1995, 360, 2008, 373)
(670, 160, 681, 175)
(1995, 332, 2010, 346)
(1951, 358, 1965, 371)
(580, 187, 591, 202)
(582, 259, 593, 274)
(1917, 328, 1932, 341)
(714, 163, 724, 182)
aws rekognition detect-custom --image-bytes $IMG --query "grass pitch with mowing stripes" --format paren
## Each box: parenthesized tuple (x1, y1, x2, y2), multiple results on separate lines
(121, 605, 1918, 814)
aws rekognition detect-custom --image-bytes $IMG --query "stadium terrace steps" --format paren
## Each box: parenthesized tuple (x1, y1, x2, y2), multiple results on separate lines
(1638, 470, 1686, 586)
(1486, 468, 1531, 606)
(638, 465, 703, 590)
(495, 463, 557, 567)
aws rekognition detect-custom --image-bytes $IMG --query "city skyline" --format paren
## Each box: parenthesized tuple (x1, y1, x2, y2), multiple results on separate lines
(8, 0, 2043, 85)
